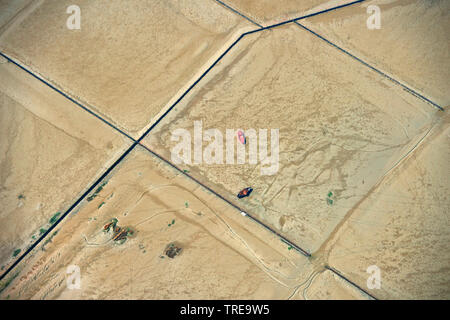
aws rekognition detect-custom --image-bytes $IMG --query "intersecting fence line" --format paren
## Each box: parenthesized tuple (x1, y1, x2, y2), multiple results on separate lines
(0, 52, 136, 142)
(0, 0, 371, 283)
(245, 0, 367, 33)
(0, 27, 305, 281)
(0, 45, 312, 278)
(0, 143, 138, 282)
(218, 0, 369, 31)
(214, 0, 263, 28)
(218, 0, 443, 112)
(293, 22, 444, 111)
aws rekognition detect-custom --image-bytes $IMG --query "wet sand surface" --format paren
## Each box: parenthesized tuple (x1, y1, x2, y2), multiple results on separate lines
(0, 0, 448, 299)
(292, 269, 372, 300)
(143, 23, 438, 253)
(0, 147, 315, 299)
(0, 0, 253, 137)
(0, 59, 130, 273)
(218, 0, 356, 26)
(316, 113, 450, 299)
(0, 0, 32, 30)
(302, 0, 450, 107)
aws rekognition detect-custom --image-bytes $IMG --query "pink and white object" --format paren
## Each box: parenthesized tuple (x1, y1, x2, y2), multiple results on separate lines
(237, 130, 246, 145)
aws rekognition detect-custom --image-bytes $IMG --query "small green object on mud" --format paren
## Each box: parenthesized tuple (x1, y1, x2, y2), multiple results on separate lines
(327, 191, 335, 206)
(12, 249, 21, 257)
(49, 212, 61, 224)
(87, 181, 108, 202)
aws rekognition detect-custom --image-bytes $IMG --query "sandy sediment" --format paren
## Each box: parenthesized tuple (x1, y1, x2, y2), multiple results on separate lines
(0, 146, 314, 299)
(218, 0, 356, 26)
(289, 269, 372, 300)
(0, 59, 130, 274)
(302, 0, 450, 107)
(0, 0, 34, 32)
(143, 23, 438, 253)
(316, 113, 450, 299)
(0, 0, 448, 300)
(0, 0, 253, 137)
